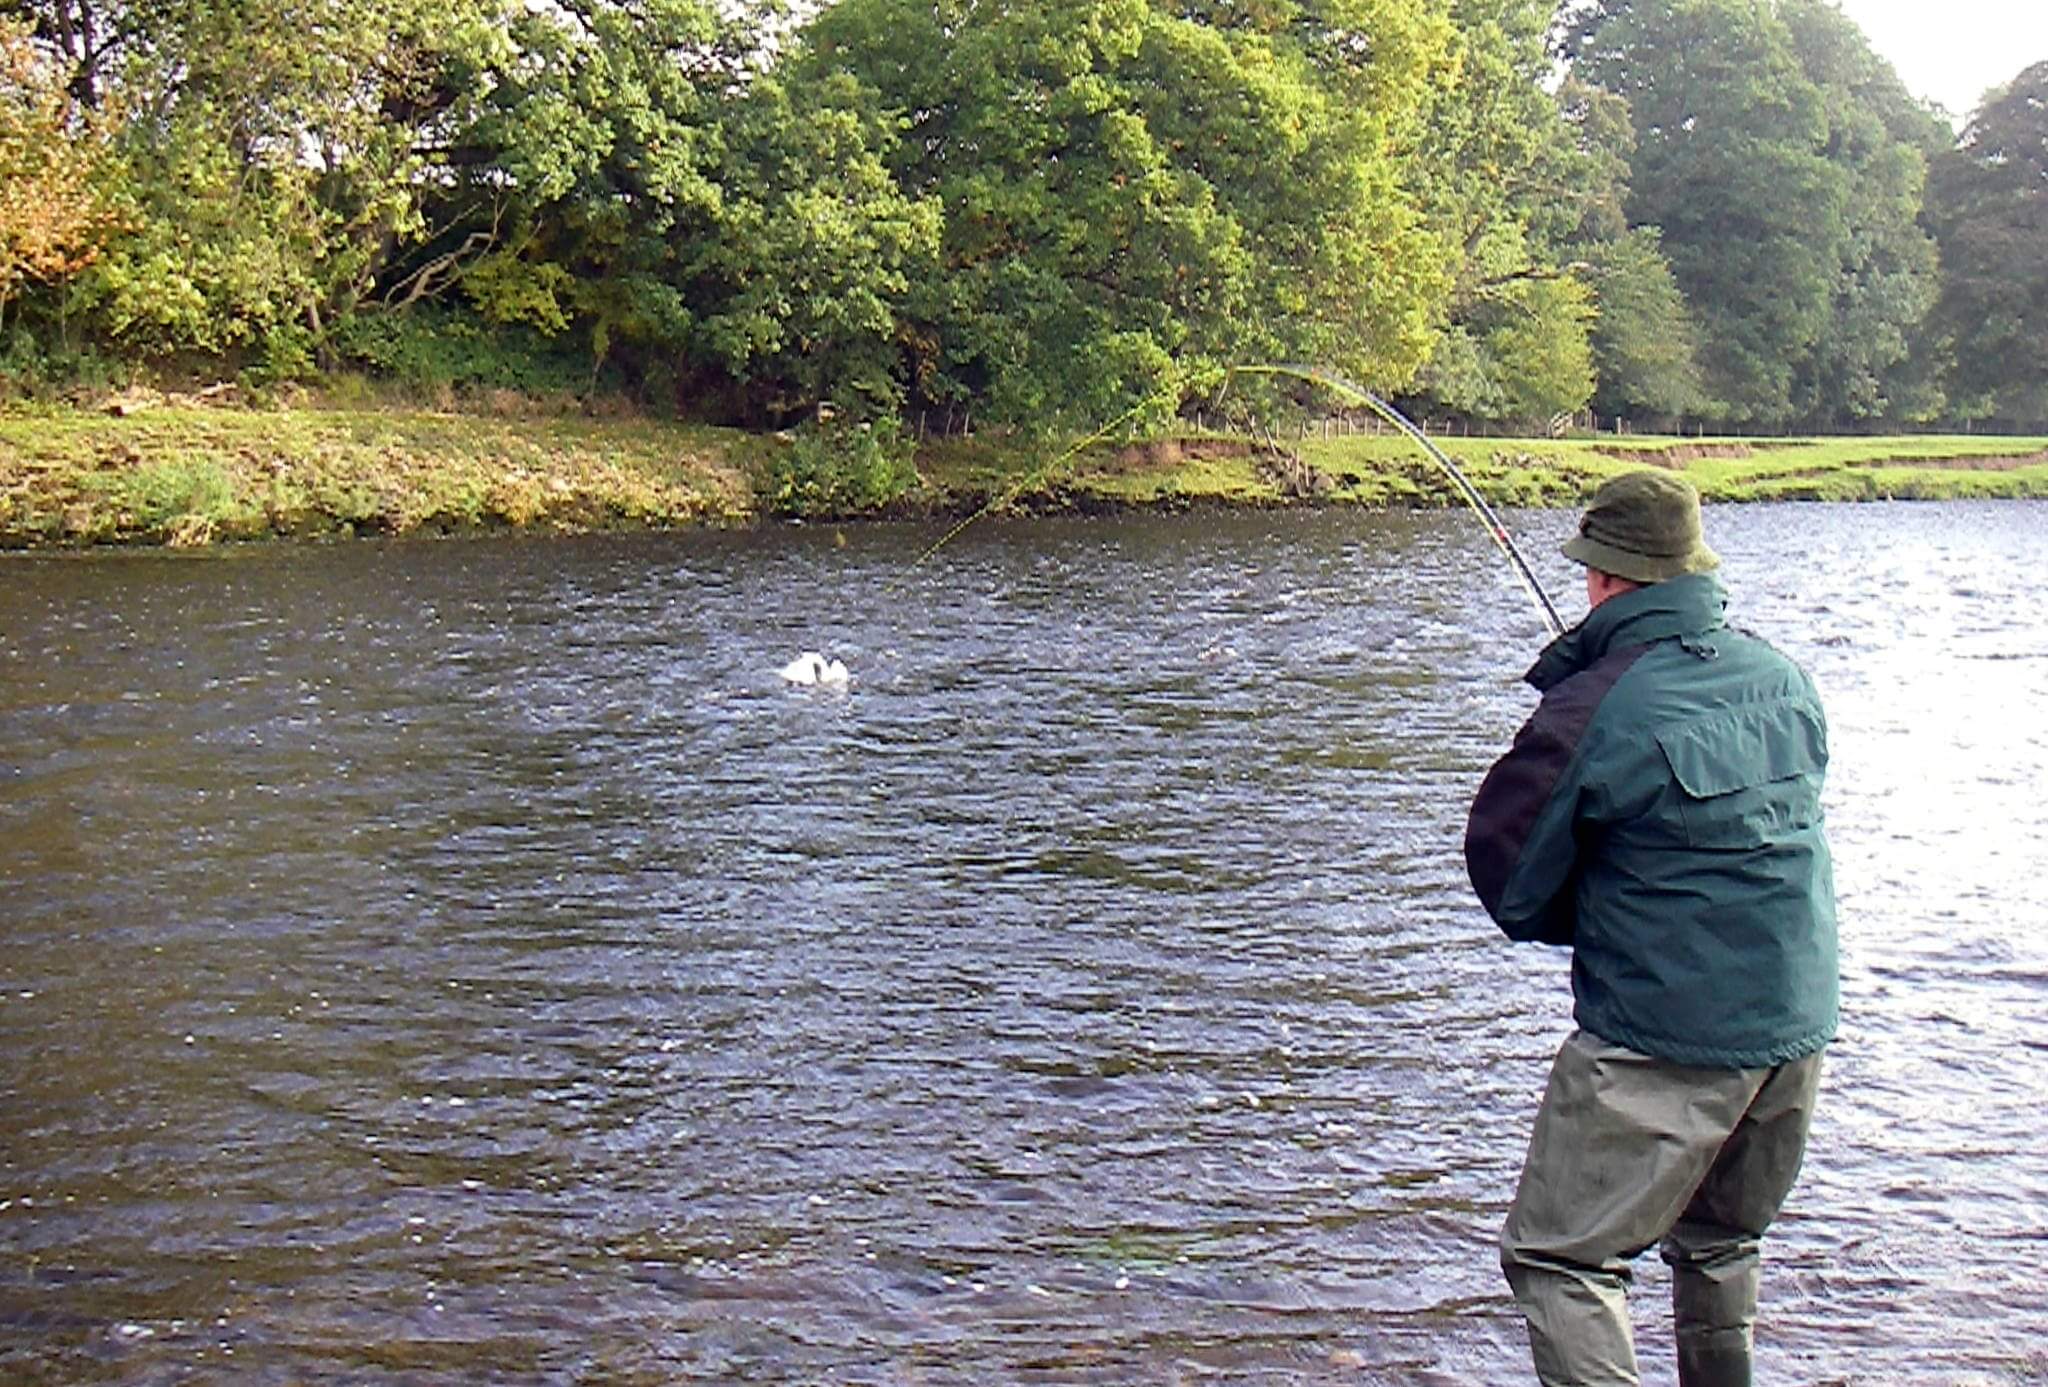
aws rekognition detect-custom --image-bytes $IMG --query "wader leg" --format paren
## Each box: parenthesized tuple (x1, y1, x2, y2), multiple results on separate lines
(1660, 1221, 1759, 1387)
(1501, 1032, 1771, 1387)
(1502, 1251, 1638, 1387)
(1660, 1052, 1824, 1387)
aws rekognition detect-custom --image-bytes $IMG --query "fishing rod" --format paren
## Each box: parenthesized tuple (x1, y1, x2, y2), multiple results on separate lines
(912, 362, 1567, 641)
(1225, 364, 1565, 638)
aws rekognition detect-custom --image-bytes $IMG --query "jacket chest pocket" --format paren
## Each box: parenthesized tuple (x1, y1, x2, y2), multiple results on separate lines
(1654, 702, 1828, 849)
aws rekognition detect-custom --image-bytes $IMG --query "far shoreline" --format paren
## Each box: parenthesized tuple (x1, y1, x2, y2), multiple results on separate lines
(4, 402, 2045, 552)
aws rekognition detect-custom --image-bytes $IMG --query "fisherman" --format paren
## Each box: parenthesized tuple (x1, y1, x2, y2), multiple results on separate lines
(1464, 471, 1838, 1387)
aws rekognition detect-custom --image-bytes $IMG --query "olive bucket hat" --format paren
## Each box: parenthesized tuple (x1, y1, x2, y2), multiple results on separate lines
(1561, 470, 1719, 583)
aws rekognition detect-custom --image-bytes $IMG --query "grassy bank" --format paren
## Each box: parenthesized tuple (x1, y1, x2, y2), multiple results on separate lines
(939, 430, 2048, 509)
(0, 404, 764, 547)
(4, 402, 2046, 549)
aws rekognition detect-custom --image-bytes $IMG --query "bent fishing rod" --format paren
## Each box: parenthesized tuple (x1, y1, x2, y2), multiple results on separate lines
(1222, 364, 1564, 639)
(913, 361, 1567, 641)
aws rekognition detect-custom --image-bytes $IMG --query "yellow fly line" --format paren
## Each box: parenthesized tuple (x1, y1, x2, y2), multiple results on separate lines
(913, 362, 1567, 642)
(1231, 364, 1564, 638)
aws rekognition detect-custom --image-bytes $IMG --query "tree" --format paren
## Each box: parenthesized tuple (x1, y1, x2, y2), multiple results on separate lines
(14, 0, 141, 107)
(1565, 0, 1945, 430)
(680, 71, 942, 419)
(9, 0, 514, 369)
(416, 0, 754, 382)
(1532, 74, 1706, 423)
(1584, 228, 1704, 421)
(1409, 0, 1602, 426)
(1776, 0, 1946, 428)
(798, 0, 1458, 429)
(0, 20, 118, 332)
(405, 0, 938, 418)
(1926, 62, 2048, 429)
(1566, 0, 1847, 426)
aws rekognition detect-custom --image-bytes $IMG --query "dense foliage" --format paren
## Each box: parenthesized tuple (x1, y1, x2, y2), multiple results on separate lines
(3, 1, 2043, 431)
(799, 0, 1458, 429)
(1926, 62, 2048, 430)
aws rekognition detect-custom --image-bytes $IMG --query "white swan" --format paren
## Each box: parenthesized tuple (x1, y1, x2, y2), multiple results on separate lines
(779, 651, 850, 686)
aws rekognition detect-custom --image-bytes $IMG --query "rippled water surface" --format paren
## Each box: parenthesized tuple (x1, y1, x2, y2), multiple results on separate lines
(3, 503, 2045, 1384)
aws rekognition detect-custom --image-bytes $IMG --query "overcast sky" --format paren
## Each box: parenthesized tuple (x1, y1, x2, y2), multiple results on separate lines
(1832, 0, 2048, 117)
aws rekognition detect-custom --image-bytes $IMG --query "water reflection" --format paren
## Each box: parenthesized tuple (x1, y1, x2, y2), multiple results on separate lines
(2, 502, 2044, 1383)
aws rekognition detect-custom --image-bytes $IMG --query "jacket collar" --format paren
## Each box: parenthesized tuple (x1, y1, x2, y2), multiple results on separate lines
(1525, 572, 1730, 692)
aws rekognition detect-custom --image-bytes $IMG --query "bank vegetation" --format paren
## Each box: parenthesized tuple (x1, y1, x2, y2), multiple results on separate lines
(5, 1, 2048, 455)
(4, 396, 2042, 548)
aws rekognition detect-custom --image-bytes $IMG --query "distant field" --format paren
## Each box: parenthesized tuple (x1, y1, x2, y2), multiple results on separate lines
(4, 403, 2045, 548)
(989, 431, 2048, 509)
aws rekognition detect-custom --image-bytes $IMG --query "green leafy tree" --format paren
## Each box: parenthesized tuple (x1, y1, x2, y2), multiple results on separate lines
(1566, 0, 1944, 429)
(1926, 62, 2048, 429)
(414, 0, 931, 418)
(1407, 0, 1606, 426)
(1566, 0, 1847, 425)
(1776, 0, 1946, 427)
(76, 114, 329, 367)
(1423, 273, 1596, 424)
(1535, 74, 1706, 423)
(799, 0, 1456, 429)
(13, 0, 507, 369)
(428, 0, 744, 369)
(679, 72, 942, 420)
(1583, 227, 1704, 421)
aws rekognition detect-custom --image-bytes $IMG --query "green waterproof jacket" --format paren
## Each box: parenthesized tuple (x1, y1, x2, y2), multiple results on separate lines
(1464, 572, 1839, 1069)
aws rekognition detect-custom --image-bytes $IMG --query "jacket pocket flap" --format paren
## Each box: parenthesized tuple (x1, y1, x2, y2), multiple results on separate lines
(1655, 703, 1827, 798)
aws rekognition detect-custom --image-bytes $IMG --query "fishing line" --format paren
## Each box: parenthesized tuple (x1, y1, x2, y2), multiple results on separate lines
(1225, 364, 1565, 638)
(908, 362, 1565, 641)
(908, 391, 1171, 570)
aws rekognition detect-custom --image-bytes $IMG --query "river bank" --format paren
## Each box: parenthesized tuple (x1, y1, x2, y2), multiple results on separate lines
(4, 402, 2046, 548)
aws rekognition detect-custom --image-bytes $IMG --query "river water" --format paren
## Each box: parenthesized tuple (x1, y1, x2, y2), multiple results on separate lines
(2, 503, 2044, 1384)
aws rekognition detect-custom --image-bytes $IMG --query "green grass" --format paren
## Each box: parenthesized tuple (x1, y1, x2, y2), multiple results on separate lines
(963, 429, 2048, 511)
(1591, 434, 2048, 502)
(5, 404, 2046, 549)
(1294, 433, 2048, 506)
(0, 405, 764, 547)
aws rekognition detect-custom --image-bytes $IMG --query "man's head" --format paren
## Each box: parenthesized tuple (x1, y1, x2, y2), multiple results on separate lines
(1583, 566, 1640, 610)
(1563, 471, 1719, 596)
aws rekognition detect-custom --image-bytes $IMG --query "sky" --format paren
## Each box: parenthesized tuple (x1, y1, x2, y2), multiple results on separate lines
(1832, 0, 2048, 118)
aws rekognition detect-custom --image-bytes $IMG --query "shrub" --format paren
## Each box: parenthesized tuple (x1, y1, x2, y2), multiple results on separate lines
(758, 416, 917, 516)
(79, 456, 254, 541)
(0, 328, 131, 400)
(329, 305, 592, 395)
